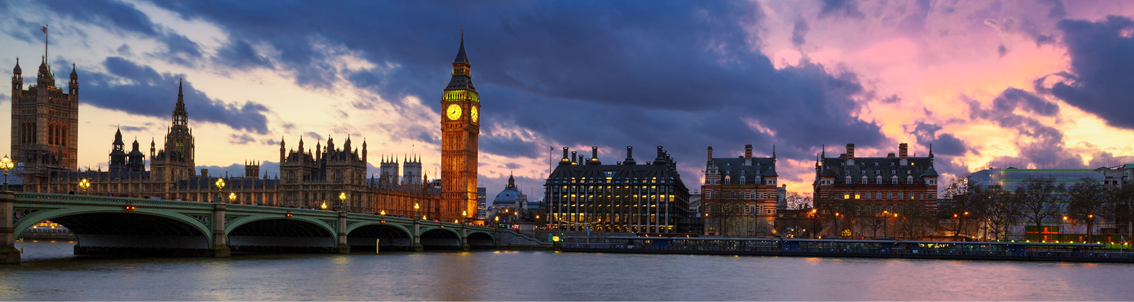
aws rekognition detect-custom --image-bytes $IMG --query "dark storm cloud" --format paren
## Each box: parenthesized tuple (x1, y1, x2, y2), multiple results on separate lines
(909, 122, 967, 156)
(213, 39, 273, 70)
(40, 0, 202, 66)
(81, 57, 271, 133)
(1048, 16, 1134, 130)
(145, 0, 886, 175)
(818, 0, 864, 19)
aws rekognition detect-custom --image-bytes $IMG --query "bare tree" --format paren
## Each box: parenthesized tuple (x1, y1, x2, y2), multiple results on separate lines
(940, 177, 984, 240)
(1019, 177, 1065, 232)
(1068, 179, 1113, 240)
(705, 184, 747, 236)
(786, 192, 812, 210)
(980, 187, 1021, 241)
(894, 200, 933, 240)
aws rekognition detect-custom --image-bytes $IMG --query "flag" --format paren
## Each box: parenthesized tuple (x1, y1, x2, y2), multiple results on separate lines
(42, 26, 46, 33)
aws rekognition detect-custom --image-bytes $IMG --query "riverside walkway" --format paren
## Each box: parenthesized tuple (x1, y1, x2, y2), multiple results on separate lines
(561, 236, 1134, 263)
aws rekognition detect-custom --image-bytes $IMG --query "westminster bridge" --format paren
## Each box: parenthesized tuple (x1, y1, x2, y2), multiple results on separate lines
(1, 191, 497, 263)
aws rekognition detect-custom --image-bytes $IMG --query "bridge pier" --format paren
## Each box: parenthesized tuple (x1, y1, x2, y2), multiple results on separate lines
(210, 203, 230, 258)
(461, 225, 470, 251)
(335, 211, 350, 254)
(412, 220, 423, 252)
(1, 192, 20, 264)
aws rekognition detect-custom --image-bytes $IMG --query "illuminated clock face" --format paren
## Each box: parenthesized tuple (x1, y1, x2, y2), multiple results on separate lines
(446, 104, 462, 120)
(471, 107, 479, 123)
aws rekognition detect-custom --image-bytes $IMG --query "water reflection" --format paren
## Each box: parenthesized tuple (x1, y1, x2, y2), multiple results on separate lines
(2, 241, 1133, 300)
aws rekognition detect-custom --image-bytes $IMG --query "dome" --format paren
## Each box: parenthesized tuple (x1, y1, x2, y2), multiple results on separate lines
(493, 186, 522, 206)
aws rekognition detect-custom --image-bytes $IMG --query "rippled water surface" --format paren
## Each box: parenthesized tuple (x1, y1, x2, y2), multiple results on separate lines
(2, 241, 1133, 300)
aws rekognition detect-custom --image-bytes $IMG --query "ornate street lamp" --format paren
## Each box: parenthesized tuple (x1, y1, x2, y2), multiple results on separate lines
(414, 203, 420, 222)
(78, 178, 91, 195)
(229, 192, 237, 204)
(321, 201, 328, 210)
(1, 155, 15, 191)
(214, 178, 226, 203)
(339, 191, 347, 213)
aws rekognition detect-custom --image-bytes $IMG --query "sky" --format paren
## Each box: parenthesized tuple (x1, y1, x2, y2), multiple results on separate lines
(2, 0, 1134, 200)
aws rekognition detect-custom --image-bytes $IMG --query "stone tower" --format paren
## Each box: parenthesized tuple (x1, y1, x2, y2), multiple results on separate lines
(441, 33, 480, 219)
(10, 57, 79, 190)
(150, 80, 196, 196)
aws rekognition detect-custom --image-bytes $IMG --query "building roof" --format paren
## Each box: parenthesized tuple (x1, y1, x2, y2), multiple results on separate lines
(817, 155, 937, 185)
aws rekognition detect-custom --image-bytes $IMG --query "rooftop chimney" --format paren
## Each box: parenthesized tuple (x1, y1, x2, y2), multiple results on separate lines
(745, 144, 753, 166)
(707, 146, 713, 162)
(899, 143, 908, 159)
(846, 143, 855, 159)
(624, 146, 637, 165)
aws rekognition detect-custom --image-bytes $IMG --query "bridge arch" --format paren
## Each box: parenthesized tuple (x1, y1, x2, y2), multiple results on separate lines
(419, 227, 462, 250)
(14, 206, 213, 251)
(466, 231, 495, 248)
(346, 222, 413, 251)
(225, 215, 336, 250)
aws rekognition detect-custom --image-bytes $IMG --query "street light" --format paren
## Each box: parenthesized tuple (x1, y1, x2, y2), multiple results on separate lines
(339, 191, 347, 212)
(1, 155, 15, 191)
(78, 178, 91, 195)
(462, 210, 467, 225)
(214, 178, 226, 203)
(414, 203, 420, 222)
(228, 192, 236, 203)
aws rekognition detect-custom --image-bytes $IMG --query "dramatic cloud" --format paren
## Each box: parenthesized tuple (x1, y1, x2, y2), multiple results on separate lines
(910, 122, 967, 157)
(1048, 16, 1134, 130)
(818, 0, 864, 19)
(969, 88, 1080, 168)
(144, 1, 886, 169)
(81, 57, 272, 133)
(40, 0, 203, 66)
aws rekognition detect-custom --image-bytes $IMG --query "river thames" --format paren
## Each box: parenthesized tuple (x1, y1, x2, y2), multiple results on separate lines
(2, 241, 1134, 300)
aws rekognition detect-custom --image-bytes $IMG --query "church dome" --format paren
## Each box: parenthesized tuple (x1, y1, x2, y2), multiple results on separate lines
(492, 173, 523, 206)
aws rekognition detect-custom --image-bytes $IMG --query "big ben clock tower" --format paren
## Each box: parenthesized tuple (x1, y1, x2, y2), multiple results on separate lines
(441, 33, 480, 220)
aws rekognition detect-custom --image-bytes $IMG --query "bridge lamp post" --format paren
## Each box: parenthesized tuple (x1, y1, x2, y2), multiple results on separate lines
(339, 192, 347, 213)
(414, 203, 420, 222)
(229, 192, 237, 204)
(214, 178, 226, 203)
(1, 155, 14, 191)
(78, 178, 90, 195)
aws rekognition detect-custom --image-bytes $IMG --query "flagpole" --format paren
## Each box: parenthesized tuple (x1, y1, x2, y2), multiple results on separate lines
(43, 24, 48, 64)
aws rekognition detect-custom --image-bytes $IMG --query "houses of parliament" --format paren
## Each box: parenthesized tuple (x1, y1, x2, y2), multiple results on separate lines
(7, 37, 480, 222)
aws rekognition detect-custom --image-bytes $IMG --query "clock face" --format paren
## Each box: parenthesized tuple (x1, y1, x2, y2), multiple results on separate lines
(446, 104, 462, 120)
(471, 107, 479, 123)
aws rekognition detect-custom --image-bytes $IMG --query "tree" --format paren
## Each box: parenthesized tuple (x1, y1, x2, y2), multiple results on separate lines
(980, 187, 1021, 241)
(705, 183, 747, 236)
(1019, 177, 1065, 232)
(894, 200, 934, 240)
(786, 192, 812, 210)
(1111, 184, 1134, 236)
(940, 177, 982, 240)
(1067, 180, 1112, 240)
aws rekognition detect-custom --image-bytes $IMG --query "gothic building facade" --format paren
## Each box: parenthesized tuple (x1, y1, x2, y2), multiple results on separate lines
(37, 84, 279, 204)
(441, 34, 480, 220)
(10, 36, 477, 224)
(10, 58, 79, 188)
